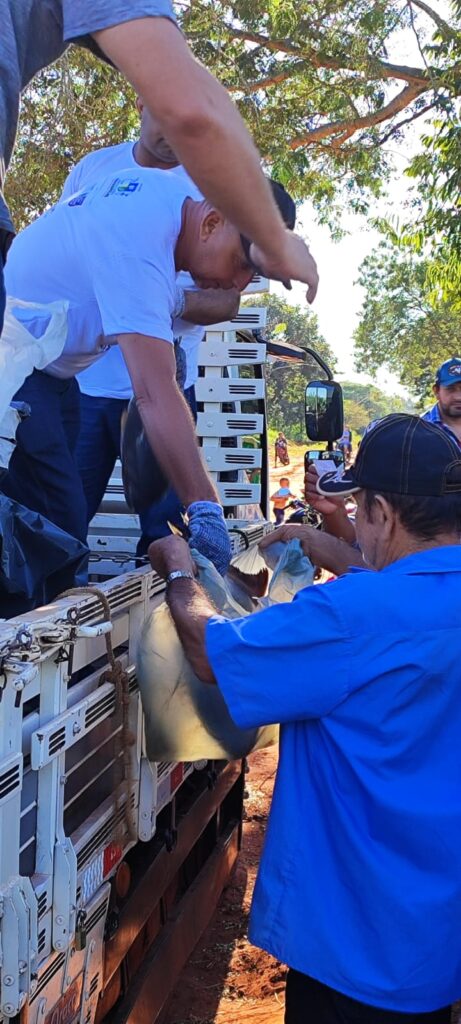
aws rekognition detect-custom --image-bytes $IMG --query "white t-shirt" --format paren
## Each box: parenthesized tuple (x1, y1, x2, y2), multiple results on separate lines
(62, 144, 204, 397)
(5, 167, 196, 379)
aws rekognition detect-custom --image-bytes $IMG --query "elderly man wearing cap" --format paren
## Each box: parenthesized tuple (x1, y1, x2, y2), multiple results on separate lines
(149, 414, 461, 1024)
(302, 357, 461, 566)
(422, 357, 461, 446)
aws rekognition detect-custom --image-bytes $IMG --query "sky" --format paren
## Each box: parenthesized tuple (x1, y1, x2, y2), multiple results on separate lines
(272, 1, 451, 396)
(272, 169, 412, 396)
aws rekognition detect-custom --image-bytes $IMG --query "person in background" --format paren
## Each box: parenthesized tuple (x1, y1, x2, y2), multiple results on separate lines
(270, 476, 296, 525)
(0, 1, 319, 339)
(274, 431, 289, 467)
(422, 357, 461, 446)
(337, 424, 352, 463)
(149, 414, 461, 1024)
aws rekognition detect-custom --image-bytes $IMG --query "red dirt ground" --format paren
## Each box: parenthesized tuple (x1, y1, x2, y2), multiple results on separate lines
(163, 747, 285, 1024)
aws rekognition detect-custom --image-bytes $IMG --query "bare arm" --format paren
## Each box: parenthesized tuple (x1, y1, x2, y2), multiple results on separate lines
(260, 524, 365, 576)
(92, 19, 318, 301)
(149, 536, 217, 683)
(119, 333, 218, 506)
(182, 287, 239, 326)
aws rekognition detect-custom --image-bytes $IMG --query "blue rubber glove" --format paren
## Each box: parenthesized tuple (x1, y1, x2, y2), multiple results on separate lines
(187, 501, 232, 577)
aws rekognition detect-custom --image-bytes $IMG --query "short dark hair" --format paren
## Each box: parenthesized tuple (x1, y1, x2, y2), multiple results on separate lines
(363, 490, 461, 540)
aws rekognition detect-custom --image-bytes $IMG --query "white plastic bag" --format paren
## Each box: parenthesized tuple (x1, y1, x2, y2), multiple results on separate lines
(0, 297, 69, 424)
(0, 404, 27, 470)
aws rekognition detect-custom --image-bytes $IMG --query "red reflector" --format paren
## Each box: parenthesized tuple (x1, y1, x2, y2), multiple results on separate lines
(170, 763, 183, 794)
(103, 842, 122, 876)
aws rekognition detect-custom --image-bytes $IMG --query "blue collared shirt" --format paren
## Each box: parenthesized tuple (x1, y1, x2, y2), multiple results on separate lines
(422, 403, 461, 447)
(206, 547, 461, 1013)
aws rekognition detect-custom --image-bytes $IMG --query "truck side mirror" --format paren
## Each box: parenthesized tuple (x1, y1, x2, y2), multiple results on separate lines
(305, 381, 344, 442)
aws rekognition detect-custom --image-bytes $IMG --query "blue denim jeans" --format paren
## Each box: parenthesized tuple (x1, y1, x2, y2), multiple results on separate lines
(76, 386, 197, 552)
(1, 370, 88, 546)
(285, 972, 451, 1024)
(0, 257, 5, 336)
(76, 392, 128, 523)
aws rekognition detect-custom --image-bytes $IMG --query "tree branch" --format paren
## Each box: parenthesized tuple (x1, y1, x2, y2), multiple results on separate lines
(226, 26, 431, 87)
(288, 82, 427, 149)
(228, 67, 304, 94)
(377, 98, 439, 145)
(409, 0, 458, 40)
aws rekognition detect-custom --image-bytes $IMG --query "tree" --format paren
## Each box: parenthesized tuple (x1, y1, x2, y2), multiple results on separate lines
(353, 241, 461, 402)
(5, 50, 138, 229)
(180, 0, 461, 222)
(341, 382, 414, 434)
(4, 1, 461, 229)
(399, 114, 461, 308)
(343, 398, 371, 434)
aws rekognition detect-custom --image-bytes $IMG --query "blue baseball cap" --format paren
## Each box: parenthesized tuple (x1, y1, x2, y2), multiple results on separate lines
(435, 358, 461, 386)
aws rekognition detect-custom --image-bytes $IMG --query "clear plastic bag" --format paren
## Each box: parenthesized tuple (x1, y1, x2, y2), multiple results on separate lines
(261, 537, 315, 604)
(0, 297, 69, 425)
(233, 536, 315, 605)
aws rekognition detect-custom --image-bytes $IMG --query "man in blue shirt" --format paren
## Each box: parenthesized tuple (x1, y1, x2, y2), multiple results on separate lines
(422, 357, 461, 448)
(149, 414, 461, 1024)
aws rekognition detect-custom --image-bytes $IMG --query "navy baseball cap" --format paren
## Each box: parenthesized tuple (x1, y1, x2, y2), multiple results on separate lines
(316, 414, 461, 498)
(435, 358, 461, 386)
(240, 179, 296, 288)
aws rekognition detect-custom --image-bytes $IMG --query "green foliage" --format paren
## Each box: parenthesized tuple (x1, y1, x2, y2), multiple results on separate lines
(179, 0, 461, 224)
(342, 382, 414, 433)
(5, 1, 461, 233)
(353, 241, 461, 402)
(5, 49, 137, 228)
(402, 114, 461, 307)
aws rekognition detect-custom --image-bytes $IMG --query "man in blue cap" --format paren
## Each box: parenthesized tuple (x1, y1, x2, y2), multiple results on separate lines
(149, 414, 461, 1024)
(422, 357, 461, 447)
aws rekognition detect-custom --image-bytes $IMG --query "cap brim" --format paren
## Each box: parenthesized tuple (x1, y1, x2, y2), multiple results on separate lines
(316, 468, 361, 498)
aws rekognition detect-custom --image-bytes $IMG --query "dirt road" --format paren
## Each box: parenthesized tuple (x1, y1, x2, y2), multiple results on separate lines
(163, 747, 285, 1024)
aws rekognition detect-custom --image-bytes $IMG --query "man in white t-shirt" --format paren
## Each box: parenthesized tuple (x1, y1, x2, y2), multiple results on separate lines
(61, 101, 240, 527)
(3, 166, 295, 589)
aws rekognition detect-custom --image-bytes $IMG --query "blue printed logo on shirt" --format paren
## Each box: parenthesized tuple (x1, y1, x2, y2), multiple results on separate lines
(104, 177, 142, 198)
(68, 192, 88, 207)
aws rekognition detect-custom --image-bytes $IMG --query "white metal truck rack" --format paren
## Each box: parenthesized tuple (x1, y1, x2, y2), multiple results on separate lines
(0, 285, 273, 1024)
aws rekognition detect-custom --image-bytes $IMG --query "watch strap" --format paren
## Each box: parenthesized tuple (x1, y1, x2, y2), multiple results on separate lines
(165, 570, 195, 586)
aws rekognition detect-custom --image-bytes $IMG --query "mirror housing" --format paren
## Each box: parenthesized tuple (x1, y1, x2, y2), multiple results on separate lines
(305, 381, 344, 442)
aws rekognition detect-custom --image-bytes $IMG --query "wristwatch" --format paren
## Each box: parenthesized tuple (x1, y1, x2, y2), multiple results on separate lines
(165, 570, 195, 586)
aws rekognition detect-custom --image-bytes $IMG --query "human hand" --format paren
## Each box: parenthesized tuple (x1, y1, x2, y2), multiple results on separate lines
(259, 524, 318, 560)
(148, 536, 196, 579)
(250, 231, 319, 304)
(260, 524, 361, 576)
(304, 464, 345, 516)
(187, 501, 232, 576)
